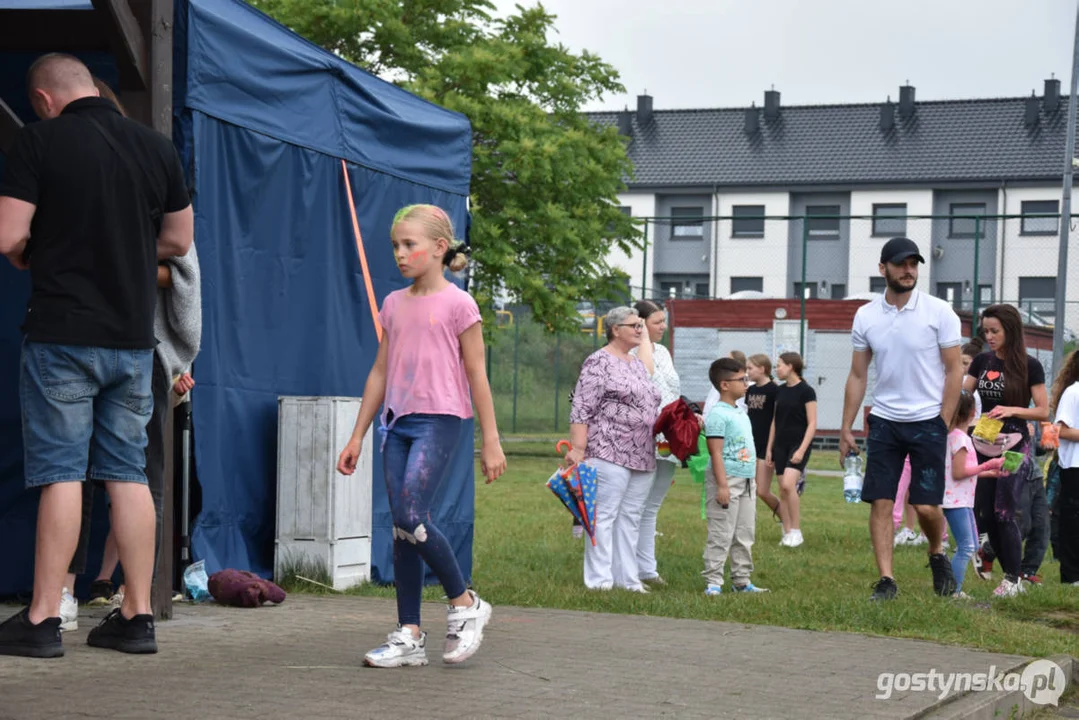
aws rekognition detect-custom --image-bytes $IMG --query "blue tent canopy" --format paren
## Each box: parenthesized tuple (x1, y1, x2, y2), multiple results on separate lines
(0, 0, 476, 597)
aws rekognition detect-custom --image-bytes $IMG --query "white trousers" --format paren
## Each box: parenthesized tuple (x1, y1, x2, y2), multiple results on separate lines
(636, 460, 677, 579)
(584, 458, 653, 590)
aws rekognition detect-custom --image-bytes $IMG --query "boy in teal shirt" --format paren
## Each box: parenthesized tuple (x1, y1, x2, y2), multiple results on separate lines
(703, 357, 769, 595)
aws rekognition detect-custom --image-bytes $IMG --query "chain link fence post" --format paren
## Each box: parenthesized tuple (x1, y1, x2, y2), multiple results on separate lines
(511, 317, 519, 433)
(972, 216, 982, 327)
(553, 332, 561, 432)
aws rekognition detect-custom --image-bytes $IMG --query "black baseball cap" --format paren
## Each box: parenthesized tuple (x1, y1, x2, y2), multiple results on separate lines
(880, 237, 925, 265)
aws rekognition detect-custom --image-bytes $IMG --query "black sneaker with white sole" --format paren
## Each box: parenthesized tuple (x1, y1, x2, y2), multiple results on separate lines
(869, 576, 898, 601)
(87, 609, 158, 654)
(929, 553, 957, 596)
(0, 607, 64, 658)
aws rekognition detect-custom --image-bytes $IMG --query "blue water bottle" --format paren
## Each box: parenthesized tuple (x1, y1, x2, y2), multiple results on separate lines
(843, 451, 864, 503)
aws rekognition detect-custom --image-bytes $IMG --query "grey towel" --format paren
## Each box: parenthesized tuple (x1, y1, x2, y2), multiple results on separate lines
(155, 242, 202, 382)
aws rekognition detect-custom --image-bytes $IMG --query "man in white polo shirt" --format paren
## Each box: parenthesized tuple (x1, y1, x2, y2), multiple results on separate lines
(839, 237, 965, 601)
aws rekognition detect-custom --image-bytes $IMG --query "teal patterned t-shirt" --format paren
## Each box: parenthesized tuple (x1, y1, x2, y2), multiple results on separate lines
(704, 401, 756, 479)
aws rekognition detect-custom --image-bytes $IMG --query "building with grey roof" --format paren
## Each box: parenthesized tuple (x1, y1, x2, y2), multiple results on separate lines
(593, 81, 1075, 318)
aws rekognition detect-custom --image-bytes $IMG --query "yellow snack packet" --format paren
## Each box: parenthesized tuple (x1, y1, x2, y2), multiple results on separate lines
(973, 415, 1003, 444)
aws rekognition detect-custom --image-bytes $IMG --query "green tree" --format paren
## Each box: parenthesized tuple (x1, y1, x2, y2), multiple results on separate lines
(250, 0, 642, 333)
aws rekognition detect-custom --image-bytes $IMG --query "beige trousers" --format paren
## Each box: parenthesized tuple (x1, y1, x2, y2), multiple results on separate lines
(702, 470, 756, 587)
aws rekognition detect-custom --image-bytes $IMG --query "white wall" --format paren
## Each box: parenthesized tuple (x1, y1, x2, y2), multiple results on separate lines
(847, 189, 934, 295)
(998, 186, 1077, 304)
(713, 191, 791, 297)
(613, 192, 656, 296)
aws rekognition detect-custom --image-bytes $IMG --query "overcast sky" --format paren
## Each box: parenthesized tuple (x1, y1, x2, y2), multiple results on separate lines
(493, 0, 1078, 112)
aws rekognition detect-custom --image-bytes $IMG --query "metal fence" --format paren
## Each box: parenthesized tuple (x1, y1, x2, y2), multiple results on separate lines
(486, 213, 1078, 434)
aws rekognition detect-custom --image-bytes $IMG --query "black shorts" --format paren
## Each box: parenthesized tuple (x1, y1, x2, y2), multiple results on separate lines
(862, 414, 947, 506)
(752, 431, 769, 461)
(773, 444, 810, 474)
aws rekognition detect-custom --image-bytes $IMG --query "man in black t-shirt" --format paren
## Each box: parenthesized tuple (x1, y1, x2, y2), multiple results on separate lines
(0, 54, 192, 658)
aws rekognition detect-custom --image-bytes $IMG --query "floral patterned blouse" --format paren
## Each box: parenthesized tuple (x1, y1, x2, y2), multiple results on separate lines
(570, 349, 662, 472)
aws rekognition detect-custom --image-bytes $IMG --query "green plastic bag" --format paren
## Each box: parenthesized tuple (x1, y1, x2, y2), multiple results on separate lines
(686, 432, 710, 520)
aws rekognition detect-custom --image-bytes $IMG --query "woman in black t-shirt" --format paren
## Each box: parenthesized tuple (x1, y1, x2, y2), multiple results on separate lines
(745, 353, 781, 520)
(766, 352, 817, 548)
(963, 304, 1048, 597)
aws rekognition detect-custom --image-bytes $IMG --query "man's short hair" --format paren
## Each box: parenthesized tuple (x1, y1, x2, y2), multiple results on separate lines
(709, 357, 743, 391)
(27, 53, 94, 94)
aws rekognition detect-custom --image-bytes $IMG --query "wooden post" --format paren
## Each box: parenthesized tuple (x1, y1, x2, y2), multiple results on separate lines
(149, 0, 175, 622)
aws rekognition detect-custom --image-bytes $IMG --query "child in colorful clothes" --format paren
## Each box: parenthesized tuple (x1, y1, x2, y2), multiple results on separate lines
(944, 391, 1004, 598)
(702, 358, 768, 595)
(337, 204, 506, 668)
(894, 457, 950, 547)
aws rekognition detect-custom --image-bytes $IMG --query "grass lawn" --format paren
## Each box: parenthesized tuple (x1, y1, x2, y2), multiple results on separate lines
(485, 436, 848, 472)
(282, 453, 1079, 658)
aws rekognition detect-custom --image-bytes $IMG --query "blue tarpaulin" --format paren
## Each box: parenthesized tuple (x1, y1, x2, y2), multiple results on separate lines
(0, 0, 475, 597)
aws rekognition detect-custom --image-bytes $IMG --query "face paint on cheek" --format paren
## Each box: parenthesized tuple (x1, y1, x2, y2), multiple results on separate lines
(408, 250, 428, 264)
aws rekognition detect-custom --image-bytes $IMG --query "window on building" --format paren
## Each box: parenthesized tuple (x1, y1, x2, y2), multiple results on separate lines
(936, 282, 963, 311)
(806, 205, 841, 238)
(1019, 277, 1057, 317)
(659, 281, 681, 299)
(872, 204, 907, 236)
(792, 282, 818, 299)
(948, 203, 987, 238)
(695, 282, 710, 299)
(732, 205, 765, 237)
(830, 283, 847, 299)
(1020, 200, 1059, 236)
(730, 277, 763, 294)
(671, 206, 704, 237)
(869, 277, 886, 293)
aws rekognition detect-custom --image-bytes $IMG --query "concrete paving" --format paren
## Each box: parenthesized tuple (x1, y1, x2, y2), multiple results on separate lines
(0, 596, 1038, 719)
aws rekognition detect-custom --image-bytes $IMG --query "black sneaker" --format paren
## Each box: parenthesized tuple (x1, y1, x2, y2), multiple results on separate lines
(929, 553, 957, 596)
(87, 609, 157, 654)
(0, 607, 64, 658)
(869, 576, 898, 601)
(86, 579, 115, 607)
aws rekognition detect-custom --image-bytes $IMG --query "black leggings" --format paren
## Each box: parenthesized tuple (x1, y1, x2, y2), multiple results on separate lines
(973, 442, 1032, 580)
(1059, 468, 1079, 584)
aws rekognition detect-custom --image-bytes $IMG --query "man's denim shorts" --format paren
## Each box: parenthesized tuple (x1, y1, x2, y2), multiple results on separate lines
(20, 341, 154, 488)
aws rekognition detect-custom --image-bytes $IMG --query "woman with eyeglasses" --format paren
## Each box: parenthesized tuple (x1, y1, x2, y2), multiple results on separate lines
(765, 352, 817, 548)
(566, 306, 662, 592)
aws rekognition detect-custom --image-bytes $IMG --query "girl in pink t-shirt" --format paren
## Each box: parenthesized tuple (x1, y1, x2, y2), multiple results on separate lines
(944, 391, 1004, 598)
(336, 204, 505, 669)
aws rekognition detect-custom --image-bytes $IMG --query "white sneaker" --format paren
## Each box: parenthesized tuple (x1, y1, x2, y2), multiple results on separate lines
(363, 627, 429, 668)
(893, 527, 917, 547)
(443, 590, 493, 664)
(59, 588, 78, 632)
(787, 529, 804, 547)
(107, 588, 125, 610)
(911, 533, 929, 546)
(993, 577, 1025, 598)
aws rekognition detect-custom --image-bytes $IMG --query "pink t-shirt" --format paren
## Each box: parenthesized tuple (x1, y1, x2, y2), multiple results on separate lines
(944, 429, 978, 509)
(378, 283, 481, 425)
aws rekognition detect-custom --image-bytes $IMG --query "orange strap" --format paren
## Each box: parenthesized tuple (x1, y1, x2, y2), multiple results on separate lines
(341, 159, 383, 342)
